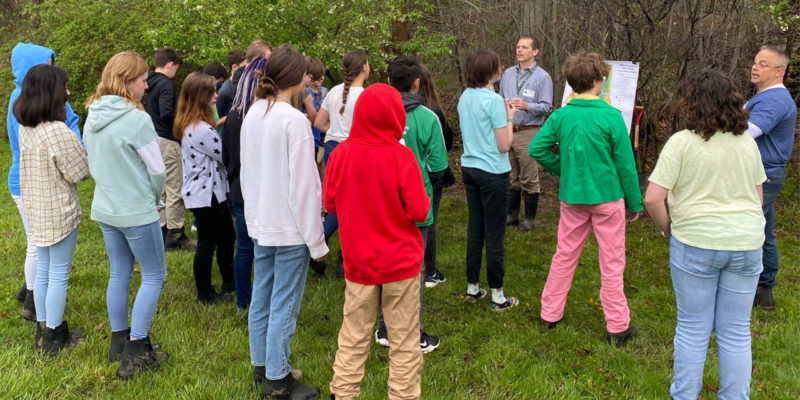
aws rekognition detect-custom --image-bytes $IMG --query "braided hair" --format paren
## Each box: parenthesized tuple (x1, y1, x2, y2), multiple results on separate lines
(339, 50, 368, 115)
(230, 57, 268, 115)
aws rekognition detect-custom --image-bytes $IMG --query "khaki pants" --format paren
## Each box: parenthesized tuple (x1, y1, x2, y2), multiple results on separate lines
(330, 275, 422, 400)
(509, 127, 541, 194)
(158, 137, 186, 229)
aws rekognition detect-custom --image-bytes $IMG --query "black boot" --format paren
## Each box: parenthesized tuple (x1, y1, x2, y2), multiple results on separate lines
(21, 290, 36, 321)
(506, 188, 521, 226)
(117, 336, 168, 379)
(753, 285, 775, 311)
(255, 366, 304, 389)
(262, 372, 319, 400)
(109, 328, 131, 363)
(39, 320, 84, 356)
(517, 192, 539, 232)
(165, 228, 197, 251)
(15, 282, 27, 303)
(34, 321, 45, 351)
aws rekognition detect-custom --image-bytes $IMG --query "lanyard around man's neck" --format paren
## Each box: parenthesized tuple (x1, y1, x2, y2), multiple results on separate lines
(516, 63, 538, 95)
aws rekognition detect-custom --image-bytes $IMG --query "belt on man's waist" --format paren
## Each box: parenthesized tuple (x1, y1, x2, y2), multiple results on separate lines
(512, 124, 541, 132)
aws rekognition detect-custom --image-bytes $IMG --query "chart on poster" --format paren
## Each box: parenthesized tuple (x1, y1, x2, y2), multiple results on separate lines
(561, 61, 640, 134)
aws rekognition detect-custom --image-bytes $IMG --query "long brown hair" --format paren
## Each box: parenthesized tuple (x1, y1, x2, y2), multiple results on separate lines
(86, 51, 149, 109)
(418, 65, 441, 111)
(174, 72, 217, 139)
(339, 50, 368, 114)
(674, 70, 749, 140)
(255, 45, 307, 113)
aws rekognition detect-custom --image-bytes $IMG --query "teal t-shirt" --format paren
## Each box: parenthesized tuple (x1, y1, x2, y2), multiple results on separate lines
(457, 88, 510, 174)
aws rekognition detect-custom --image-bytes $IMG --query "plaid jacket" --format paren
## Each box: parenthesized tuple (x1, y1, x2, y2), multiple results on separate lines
(19, 121, 90, 246)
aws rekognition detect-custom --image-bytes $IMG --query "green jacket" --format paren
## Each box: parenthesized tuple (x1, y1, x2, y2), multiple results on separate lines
(529, 96, 643, 212)
(401, 93, 449, 226)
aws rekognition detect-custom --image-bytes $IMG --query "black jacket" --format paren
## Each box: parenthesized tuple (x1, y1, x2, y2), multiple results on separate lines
(144, 71, 178, 141)
(216, 67, 243, 119)
(222, 107, 245, 206)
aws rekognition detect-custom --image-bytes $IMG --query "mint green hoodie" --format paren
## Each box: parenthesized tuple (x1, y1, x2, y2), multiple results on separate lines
(84, 95, 166, 227)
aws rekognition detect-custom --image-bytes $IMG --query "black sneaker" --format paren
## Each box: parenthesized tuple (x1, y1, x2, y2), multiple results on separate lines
(374, 327, 389, 347)
(420, 332, 440, 354)
(607, 326, 638, 347)
(424, 270, 447, 288)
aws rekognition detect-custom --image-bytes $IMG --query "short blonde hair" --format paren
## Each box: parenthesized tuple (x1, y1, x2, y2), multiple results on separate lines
(86, 51, 149, 109)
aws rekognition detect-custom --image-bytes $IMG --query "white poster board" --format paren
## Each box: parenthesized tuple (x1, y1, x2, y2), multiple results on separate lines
(561, 61, 640, 134)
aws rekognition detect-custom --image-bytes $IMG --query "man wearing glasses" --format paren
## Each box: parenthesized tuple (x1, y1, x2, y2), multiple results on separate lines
(746, 45, 797, 311)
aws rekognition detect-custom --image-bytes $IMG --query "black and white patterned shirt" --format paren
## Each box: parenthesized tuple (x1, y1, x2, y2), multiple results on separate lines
(180, 121, 228, 209)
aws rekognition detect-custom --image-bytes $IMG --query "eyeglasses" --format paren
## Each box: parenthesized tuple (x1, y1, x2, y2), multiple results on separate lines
(752, 61, 784, 70)
(307, 74, 324, 82)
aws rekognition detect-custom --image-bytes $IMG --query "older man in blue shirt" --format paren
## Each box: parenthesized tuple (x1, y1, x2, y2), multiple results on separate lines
(746, 45, 797, 311)
(499, 35, 553, 232)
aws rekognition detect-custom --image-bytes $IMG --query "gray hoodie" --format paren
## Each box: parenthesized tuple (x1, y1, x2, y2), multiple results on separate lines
(84, 95, 166, 227)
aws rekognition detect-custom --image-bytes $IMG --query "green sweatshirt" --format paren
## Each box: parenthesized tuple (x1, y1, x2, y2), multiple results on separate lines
(529, 96, 643, 212)
(401, 93, 449, 226)
(84, 95, 166, 227)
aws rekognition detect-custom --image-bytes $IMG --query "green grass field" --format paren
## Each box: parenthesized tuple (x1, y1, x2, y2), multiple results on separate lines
(1, 144, 798, 399)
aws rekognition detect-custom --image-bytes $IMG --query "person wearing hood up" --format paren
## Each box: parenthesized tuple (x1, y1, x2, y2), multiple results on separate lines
(326, 83, 429, 400)
(84, 51, 168, 380)
(372, 55, 448, 355)
(6, 42, 82, 322)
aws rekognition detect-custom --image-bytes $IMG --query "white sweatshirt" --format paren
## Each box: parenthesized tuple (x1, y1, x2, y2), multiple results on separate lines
(240, 100, 328, 259)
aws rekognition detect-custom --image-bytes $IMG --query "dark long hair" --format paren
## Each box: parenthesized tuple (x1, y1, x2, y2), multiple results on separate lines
(13, 64, 69, 127)
(674, 70, 749, 140)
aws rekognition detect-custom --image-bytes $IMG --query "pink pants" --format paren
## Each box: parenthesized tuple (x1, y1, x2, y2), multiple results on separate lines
(540, 199, 630, 333)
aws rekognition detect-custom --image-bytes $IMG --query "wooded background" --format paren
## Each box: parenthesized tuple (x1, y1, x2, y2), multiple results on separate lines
(2, 0, 798, 172)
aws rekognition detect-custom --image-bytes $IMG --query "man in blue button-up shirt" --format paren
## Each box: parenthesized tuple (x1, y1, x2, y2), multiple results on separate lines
(499, 35, 553, 232)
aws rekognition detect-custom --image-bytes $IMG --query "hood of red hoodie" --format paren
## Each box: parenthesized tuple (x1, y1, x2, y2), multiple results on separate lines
(347, 83, 406, 145)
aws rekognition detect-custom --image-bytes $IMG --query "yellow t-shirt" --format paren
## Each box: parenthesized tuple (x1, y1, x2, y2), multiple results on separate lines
(649, 129, 766, 251)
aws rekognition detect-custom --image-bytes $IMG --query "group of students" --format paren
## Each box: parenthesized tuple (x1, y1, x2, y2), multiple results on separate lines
(5, 37, 794, 399)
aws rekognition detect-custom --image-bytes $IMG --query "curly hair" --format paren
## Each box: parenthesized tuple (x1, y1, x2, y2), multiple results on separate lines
(674, 70, 749, 141)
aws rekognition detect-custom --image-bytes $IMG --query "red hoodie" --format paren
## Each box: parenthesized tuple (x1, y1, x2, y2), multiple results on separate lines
(323, 83, 430, 285)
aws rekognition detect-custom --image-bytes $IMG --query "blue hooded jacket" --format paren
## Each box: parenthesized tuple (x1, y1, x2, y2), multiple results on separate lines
(7, 42, 82, 196)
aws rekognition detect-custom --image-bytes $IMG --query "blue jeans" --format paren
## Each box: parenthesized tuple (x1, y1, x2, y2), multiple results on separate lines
(323, 140, 340, 240)
(759, 169, 785, 288)
(34, 228, 79, 328)
(248, 242, 311, 379)
(669, 237, 762, 400)
(232, 202, 254, 309)
(100, 221, 166, 340)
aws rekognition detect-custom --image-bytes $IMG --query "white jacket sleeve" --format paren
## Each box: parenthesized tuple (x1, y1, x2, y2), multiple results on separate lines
(286, 119, 328, 259)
